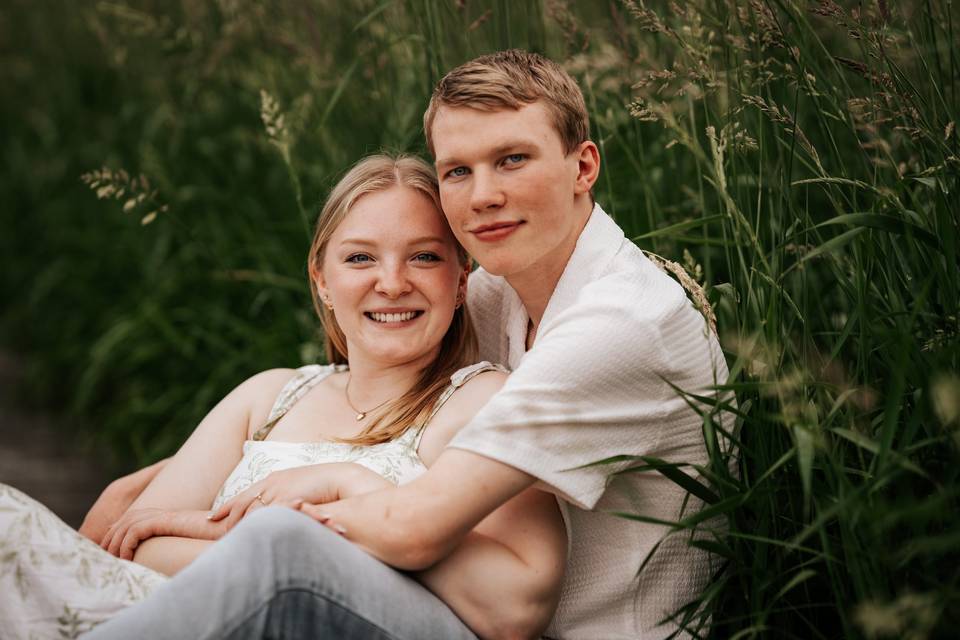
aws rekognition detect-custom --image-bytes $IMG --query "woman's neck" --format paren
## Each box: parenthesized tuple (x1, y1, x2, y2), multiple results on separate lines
(343, 349, 437, 407)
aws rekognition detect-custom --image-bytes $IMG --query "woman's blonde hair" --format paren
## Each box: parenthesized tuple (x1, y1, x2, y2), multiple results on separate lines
(307, 153, 477, 445)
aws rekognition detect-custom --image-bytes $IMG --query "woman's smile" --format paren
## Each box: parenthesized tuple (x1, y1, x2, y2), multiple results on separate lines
(364, 310, 425, 325)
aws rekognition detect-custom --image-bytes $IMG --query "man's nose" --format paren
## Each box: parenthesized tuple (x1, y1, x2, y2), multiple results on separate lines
(469, 168, 506, 212)
(374, 261, 413, 298)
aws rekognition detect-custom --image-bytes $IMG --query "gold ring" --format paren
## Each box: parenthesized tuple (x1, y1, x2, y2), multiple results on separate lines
(255, 492, 267, 506)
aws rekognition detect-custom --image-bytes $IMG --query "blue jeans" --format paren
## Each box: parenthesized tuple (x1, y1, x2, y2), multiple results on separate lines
(85, 507, 478, 640)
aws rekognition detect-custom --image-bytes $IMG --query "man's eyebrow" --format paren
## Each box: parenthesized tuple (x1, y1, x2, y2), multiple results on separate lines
(435, 141, 536, 169)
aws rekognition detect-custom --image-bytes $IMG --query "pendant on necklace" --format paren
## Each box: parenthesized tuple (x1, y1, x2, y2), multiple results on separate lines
(355, 412, 366, 421)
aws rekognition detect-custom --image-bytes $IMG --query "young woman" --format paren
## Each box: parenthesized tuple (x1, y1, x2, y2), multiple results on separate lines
(0, 154, 565, 639)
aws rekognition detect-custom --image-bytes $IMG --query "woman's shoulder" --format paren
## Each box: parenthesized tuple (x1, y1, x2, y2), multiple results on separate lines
(416, 362, 508, 465)
(449, 361, 509, 389)
(240, 364, 342, 437)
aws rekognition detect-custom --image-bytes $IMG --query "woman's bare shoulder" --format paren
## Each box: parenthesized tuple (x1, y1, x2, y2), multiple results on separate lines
(417, 367, 508, 465)
(232, 368, 299, 436)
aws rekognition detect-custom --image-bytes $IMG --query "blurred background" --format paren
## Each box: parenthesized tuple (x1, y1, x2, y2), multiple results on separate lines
(1, 1, 958, 637)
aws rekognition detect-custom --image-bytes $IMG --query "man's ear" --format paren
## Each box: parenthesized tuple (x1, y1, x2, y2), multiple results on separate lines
(573, 140, 601, 195)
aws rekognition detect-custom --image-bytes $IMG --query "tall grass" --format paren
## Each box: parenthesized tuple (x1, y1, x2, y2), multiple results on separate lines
(1, 1, 957, 637)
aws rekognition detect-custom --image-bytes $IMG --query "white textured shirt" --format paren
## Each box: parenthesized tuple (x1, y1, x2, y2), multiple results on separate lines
(450, 204, 729, 639)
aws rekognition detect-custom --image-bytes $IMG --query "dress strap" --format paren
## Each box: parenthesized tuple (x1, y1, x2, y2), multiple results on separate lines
(412, 361, 509, 450)
(251, 364, 344, 441)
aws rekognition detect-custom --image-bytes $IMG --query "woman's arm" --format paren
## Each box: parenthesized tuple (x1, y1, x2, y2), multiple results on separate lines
(79, 458, 170, 542)
(132, 536, 214, 576)
(329, 371, 565, 640)
(100, 368, 295, 563)
(128, 462, 396, 576)
(414, 372, 566, 639)
(415, 487, 566, 640)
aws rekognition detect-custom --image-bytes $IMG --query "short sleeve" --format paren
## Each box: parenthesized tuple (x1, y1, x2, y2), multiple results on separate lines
(447, 278, 725, 510)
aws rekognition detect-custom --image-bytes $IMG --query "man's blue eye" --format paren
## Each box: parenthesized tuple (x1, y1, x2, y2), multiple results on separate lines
(346, 254, 371, 263)
(449, 167, 469, 178)
(505, 154, 525, 164)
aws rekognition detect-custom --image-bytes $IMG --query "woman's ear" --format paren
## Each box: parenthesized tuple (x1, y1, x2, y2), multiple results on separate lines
(310, 262, 333, 310)
(456, 262, 470, 308)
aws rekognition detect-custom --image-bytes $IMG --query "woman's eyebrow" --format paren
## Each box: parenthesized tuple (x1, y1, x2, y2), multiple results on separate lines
(338, 236, 446, 247)
(338, 238, 377, 247)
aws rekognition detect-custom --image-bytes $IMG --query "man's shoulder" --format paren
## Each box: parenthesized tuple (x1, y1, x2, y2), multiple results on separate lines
(565, 243, 690, 328)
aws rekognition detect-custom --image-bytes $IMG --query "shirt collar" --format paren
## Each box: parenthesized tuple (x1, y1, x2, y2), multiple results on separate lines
(539, 203, 625, 329)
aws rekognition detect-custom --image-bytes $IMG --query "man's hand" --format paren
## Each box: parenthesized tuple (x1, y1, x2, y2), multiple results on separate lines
(207, 463, 392, 529)
(78, 458, 171, 543)
(298, 449, 536, 570)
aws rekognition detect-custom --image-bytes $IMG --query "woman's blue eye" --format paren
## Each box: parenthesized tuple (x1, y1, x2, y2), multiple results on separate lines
(346, 254, 372, 264)
(414, 253, 440, 263)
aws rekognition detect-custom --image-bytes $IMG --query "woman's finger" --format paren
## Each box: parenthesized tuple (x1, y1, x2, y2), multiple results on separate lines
(207, 499, 234, 522)
(100, 522, 118, 550)
(241, 490, 268, 519)
(106, 522, 127, 557)
(118, 524, 142, 561)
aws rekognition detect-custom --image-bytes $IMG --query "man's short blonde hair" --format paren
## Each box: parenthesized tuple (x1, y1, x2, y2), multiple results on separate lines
(423, 49, 590, 156)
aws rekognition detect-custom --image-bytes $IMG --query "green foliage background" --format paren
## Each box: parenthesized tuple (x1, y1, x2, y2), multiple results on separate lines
(2, 1, 958, 637)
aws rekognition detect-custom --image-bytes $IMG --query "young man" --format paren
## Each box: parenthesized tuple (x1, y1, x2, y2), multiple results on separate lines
(87, 50, 728, 639)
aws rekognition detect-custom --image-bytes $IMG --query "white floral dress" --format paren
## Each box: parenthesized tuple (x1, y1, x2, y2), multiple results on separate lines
(0, 361, 503, 639)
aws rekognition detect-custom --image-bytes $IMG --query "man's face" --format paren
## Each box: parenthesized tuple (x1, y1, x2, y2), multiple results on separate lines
(432, 101, 588, 282)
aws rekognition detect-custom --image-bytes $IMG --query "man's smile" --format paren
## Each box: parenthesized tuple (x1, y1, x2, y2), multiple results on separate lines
(469, 220, 525, 242)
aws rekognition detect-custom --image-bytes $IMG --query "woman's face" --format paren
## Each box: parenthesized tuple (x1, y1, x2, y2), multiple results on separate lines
(317, 185, 467, 368)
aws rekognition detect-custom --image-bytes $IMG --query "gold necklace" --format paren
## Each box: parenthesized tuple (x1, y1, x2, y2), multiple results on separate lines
(344, 374, 394, 421)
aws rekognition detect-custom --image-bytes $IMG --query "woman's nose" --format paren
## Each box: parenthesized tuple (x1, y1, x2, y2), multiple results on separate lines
(374, 262, 413, 298)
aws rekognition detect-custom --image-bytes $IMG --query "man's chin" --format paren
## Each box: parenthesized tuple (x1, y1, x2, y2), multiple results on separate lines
(473, 259, 527, 280)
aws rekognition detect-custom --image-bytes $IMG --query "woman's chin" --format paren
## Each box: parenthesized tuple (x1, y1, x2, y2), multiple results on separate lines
(352, 340, 439, 368)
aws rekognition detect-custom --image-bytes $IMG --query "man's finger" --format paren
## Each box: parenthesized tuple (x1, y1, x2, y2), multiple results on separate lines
(299, 502, 331, 522)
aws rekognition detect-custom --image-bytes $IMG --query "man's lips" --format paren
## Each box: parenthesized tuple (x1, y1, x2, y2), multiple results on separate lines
(469, 221, 524, 242)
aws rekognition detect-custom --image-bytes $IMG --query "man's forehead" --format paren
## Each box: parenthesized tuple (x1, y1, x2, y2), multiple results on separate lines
(431, 102, 558, 163)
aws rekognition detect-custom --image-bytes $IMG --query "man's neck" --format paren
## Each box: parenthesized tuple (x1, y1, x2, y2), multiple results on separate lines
(507, 200, 593, 346)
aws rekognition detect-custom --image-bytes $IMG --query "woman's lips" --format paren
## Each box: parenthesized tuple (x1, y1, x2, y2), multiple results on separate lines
(471, 221, 523, 242)
(363, 310, 424, 326)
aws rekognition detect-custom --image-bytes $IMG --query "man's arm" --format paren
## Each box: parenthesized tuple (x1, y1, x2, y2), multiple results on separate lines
(302, 448, 535, 570)
(79, 458, 170, 542)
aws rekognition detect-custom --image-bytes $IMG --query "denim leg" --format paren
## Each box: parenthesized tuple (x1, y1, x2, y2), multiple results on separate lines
(84, 507, 478, 640)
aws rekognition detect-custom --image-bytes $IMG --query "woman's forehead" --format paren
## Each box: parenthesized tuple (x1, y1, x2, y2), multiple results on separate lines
(333, 186, 454, 245)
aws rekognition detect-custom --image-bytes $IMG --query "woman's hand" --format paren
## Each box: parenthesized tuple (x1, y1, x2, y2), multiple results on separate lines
(208, 463, 393, 528)
(79, 458, 171, 543)
(101, 508, 226, 560)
